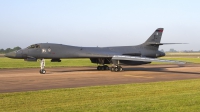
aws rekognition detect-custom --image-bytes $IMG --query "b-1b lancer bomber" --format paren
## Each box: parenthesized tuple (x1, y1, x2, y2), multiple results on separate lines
(5, 28, 186, 74)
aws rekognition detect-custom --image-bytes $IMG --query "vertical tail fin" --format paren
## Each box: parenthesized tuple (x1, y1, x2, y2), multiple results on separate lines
(144, 28, 164, 44)
(142, 28, 164, 50)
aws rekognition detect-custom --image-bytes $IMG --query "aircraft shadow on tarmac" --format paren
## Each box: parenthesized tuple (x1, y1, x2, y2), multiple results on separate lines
(51, 68, 97, 73)
(124, 66, 200, 75)
(50, 65, 200, 75)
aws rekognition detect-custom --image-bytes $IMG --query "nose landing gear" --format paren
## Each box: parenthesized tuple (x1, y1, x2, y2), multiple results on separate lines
(40, 58, 46, 74)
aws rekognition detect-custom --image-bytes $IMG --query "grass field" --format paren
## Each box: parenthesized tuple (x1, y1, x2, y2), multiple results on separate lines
(0, 58, 96, 68)
(166, 52, 200, 55)
(0, 57, 200, 68)
(151, 57, 200, 64)
(1, 55, 200, 111)
(0, 79, 200, 111)
(165, 53, 200, 58)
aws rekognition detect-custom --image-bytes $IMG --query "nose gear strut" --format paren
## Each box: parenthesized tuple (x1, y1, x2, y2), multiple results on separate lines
(40, 58, 46, 74)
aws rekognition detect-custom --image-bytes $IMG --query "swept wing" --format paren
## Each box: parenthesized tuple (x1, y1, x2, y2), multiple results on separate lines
(112, 55, 186, 64)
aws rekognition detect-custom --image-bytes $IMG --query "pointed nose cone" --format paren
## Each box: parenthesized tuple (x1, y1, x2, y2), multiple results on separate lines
(5, 51, 16, 58)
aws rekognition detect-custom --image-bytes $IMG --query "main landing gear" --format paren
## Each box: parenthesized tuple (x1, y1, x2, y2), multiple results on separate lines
(110, 65, 123, 72)
(40, 58, 46, 74)
(97, 65, 110, 70)
(96, 65, 123, 72)
(110, 60, 123, 72)
(95, 58, 124, 72)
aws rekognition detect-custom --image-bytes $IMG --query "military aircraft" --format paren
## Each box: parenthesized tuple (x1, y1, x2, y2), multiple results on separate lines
(5, 28, 186, 74)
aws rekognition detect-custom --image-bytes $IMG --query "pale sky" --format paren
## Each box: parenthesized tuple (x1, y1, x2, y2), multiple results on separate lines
(0, 0, 200, 51)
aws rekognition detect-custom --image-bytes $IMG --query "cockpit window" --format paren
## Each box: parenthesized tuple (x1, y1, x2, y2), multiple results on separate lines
(35, 44, 40, 48)
(27, 44, 40, 49)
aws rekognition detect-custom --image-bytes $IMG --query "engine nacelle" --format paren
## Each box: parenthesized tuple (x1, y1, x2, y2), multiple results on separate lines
(51, 58, 61, 62)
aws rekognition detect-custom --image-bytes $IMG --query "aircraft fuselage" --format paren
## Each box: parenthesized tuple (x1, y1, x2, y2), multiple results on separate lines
(7, 43, 165, 60)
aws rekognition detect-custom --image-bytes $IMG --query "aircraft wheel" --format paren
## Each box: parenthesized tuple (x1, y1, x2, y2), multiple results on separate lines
(40, 69, 46, 74)
(110, 67, 115, 72)
(42, 70, 46, 74)
(97, 66, 100, 70)
(104, 65, 109, 70)
(114, 67, 119, 72)
(103, 66, 106, 70)
(119, 66, 123, 71)
(100, 66, 104, 70)
(97, 66, 104, 70)
(111, 66, 123, 72)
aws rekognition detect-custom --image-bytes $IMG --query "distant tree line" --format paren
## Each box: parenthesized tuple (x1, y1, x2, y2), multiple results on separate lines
(161, 48, 200, 53)
(0, 47, 21, 54)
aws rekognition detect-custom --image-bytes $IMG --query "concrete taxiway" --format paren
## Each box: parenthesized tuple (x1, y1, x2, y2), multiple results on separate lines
(0, 64, 200, 93)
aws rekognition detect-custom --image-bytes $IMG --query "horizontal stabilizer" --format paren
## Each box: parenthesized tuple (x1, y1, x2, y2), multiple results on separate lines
(112, 55, 186, 64)
(146, 42, 187, 46)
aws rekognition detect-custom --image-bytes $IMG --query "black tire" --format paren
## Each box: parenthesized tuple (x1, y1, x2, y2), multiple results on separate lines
(106, 66, 110, 70)
(99, 66, 103, 70)
(97, 66, 103, 70)
(103, 66, 106, 70)
(117, 66, 122, 71)
(40, 69, 46, 74)
(97, 66, 100, 70)
(110, 67, 114, 72)
(119, 67, 123, 71)
(114, 67, 118, 72)
(39, 70, 42, 74)
(103, 65, 109, 70)
(42, 70, 46, 74)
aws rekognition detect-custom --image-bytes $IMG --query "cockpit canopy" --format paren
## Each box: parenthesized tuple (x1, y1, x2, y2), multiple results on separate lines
(27, 44, 40, 49)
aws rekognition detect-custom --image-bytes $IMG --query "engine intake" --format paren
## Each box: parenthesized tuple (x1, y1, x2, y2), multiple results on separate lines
(51, 58, 61, 62)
